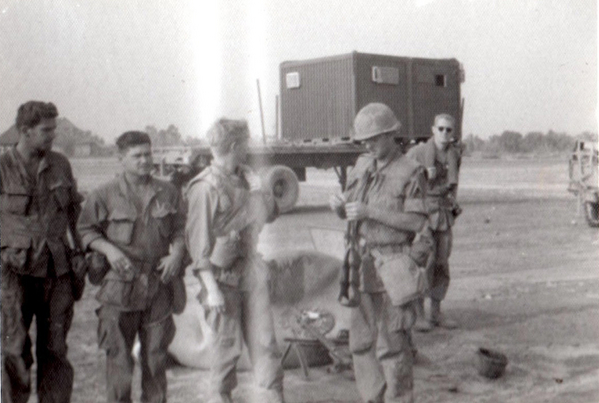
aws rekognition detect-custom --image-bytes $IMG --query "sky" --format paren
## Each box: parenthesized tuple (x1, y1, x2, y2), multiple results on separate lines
(0, 0, 596, 142)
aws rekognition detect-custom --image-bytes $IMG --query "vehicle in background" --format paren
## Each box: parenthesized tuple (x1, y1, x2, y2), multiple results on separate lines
(568, 140, 599, 227)
(154, 52, 465, 212)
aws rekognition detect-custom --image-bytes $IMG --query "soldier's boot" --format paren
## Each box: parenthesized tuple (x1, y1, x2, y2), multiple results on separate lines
(430, 299, 458, 329)
(413, 298, 434, 332)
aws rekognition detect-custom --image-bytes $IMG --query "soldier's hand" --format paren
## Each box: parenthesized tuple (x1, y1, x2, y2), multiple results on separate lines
(157, 253, 183, 283)
(329, 194, 347, 218)
(205, 288, 225, 313)
(344, 201, 369, 221)
(105, 247, 134, 280)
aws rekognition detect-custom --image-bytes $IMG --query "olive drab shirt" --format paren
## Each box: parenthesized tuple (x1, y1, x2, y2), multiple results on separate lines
(343, 147, 429, 292)
(77, 174, 185, 311)
(407, 137, 461, 231)
(184, 164, 277, 288)
(0, 148, 82, 277)
(344, 147, 428, 247)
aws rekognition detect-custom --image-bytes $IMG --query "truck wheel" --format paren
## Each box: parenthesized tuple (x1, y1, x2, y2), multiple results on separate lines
(263, 165, 299, 213)
(584, 201, 599, 228)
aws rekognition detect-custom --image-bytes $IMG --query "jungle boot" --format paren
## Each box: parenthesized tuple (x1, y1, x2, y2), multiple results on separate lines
(430, 299, 458, 329)
(413, 298, 434, 332)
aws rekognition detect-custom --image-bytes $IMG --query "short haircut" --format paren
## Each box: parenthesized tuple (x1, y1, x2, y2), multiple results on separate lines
(16, 101, 59, 129)
(116, 131, 151, 152)
(434, 113, 456, 126)
(206, 118, 250, 156)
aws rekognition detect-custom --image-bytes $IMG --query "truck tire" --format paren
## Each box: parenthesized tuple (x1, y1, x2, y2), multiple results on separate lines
(584, 201, 599, 228)
(262, 165, 299, 213)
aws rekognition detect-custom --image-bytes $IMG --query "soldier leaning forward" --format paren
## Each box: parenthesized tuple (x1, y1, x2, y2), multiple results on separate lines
(77, 131, 186, 403)
(1, 101, 85, 403)
(185, 118, 284, 403)
(330, 103, 431, 403)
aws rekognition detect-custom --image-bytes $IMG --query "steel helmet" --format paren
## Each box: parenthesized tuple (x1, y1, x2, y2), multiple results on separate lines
(353, 103, 401, 141)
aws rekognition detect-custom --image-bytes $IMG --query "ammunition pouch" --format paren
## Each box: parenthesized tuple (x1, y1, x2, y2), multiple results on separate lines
(371, 248, 426, 307)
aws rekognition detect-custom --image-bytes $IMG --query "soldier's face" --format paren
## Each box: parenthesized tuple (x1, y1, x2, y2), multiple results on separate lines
(120, 143, 154, 177)
(432, 118, 455, 148)
(232, 137, 249, 165)
(364, 132, 394, 160)
(24, 118, 56, 154)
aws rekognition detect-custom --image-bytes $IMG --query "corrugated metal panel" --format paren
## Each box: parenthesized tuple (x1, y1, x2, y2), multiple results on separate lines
(411, 58, 462, 140)
(280, 52, 463, 142)
(354, 53, 410, 139)
(280, 54, 354, 141)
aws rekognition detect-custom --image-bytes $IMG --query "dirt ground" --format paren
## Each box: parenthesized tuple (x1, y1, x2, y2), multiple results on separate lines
(32, 156, 599, 402)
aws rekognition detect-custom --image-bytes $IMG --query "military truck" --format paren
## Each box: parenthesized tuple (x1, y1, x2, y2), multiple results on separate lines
(154, 51, 465, 212)
(568, 140, 599, 227)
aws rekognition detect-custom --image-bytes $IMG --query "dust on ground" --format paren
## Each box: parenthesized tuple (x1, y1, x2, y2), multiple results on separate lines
(52, 157, 599, 402)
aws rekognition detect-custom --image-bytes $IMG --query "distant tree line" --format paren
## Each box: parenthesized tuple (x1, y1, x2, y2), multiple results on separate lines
(144, 124, 204, 147)
(462, 130, 597, 156)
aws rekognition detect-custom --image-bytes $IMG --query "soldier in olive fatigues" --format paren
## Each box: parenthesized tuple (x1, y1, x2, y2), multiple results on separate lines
(1, 101, 84, 403)
(407, 113, 461, 331)
(77, 132, 186, 403)
(330, 103, 430, 403)
(185, 119, 284, 403)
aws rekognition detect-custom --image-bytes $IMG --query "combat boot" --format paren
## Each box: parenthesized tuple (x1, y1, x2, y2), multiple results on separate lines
(430, 299, 457, 329)
(413, 298, 434, 332)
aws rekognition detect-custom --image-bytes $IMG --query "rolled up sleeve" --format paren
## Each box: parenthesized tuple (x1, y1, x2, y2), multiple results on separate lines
(77, 191, 108, 249)
(185, 181, 218, 272)
(403, 167, 428, 215)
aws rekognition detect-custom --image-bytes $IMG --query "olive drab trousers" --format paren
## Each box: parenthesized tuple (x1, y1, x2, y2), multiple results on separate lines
(205, 282, 284, 400)
(349, 292, 416, 403)
(96, 286, 176, 403)
(1, 270, 74, 403)
(426, 228, 453, 301)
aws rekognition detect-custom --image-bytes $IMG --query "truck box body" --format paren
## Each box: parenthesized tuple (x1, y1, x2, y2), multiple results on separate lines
(280, 52, 463, 142)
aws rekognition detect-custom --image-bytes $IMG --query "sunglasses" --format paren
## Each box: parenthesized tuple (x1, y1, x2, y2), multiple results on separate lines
(436, 126, 453, 133)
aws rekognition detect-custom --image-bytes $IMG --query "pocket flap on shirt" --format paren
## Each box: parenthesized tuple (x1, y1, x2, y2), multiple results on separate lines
(1, 233, 32, 249)
(3, 183, 31, 195)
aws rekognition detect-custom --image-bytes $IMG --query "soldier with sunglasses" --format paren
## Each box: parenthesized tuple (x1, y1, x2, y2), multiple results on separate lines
(407, 114, 462, 332)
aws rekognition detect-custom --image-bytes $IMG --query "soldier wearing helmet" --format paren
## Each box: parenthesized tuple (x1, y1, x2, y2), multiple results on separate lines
(329, 103, 431, 403)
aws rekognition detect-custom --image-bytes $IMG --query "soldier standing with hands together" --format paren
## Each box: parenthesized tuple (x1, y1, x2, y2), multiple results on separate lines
(330, 103, 431, 403)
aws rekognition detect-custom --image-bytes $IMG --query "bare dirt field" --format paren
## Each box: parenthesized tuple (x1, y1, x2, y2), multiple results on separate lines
(42, 156, 599, 402)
